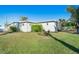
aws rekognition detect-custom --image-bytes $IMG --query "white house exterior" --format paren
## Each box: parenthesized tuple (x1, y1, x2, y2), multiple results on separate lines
(19, 22, 31, 32)
(40, 21, 57, 32)
(5, 21, 58, 32)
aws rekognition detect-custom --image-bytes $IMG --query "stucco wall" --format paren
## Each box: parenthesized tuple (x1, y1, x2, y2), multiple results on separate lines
(41, 22, 57, 32)
(20, 23, 31, 32)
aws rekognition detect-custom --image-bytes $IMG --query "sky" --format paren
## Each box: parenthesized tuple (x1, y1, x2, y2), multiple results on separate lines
(0, 5, 77, 27)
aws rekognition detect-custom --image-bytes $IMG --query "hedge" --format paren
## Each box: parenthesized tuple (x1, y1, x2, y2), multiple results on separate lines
(31, 25, 43, 32)
(10, 26, 18, 32)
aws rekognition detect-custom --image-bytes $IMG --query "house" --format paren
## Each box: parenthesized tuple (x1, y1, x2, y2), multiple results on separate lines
(5, 21, 32, 32)
(5, 21, 58, 32)
(38, 21, 58, 32)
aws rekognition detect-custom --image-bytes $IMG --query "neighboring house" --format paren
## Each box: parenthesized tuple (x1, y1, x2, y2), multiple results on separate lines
(5, 21, 58, 32)
(0, 28, 3, 32)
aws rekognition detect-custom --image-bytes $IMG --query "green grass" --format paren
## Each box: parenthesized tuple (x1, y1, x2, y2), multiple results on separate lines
(51, 32, 79, 48)
(0, 32, 79, 54)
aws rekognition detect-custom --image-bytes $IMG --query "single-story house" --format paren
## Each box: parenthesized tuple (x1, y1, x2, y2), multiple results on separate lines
(5, 21, 58, 32)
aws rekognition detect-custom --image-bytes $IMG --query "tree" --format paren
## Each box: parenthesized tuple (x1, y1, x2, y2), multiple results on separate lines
(20, 16, 28, 21)
(75, 7, 79, 33)
(67, 6, 77, 23)
(67, 6, 79, 33)
(59, 19, 67, 31)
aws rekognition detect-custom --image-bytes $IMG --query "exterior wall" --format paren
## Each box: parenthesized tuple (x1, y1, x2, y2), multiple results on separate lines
(4, 26, 9, 32)
(41, 22, 57, 32)
(4, 23, 16, 32)
(19, 23, 31, 32)
(5, 21, 58, 32)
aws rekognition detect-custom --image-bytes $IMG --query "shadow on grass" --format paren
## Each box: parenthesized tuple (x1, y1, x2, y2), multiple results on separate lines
(48, 33, 79, 53)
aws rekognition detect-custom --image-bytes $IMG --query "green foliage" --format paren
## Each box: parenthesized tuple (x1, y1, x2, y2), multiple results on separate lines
(31, 25, 43, 32)
(67, 6, 76, 13)
(66, 22, 75, 26)
(59, 19, 67, 27)
(67, 6, 79, 20)
(10, 26, 18, 32)
(76, 7, 79, 19)
(59, 18, 76, 31)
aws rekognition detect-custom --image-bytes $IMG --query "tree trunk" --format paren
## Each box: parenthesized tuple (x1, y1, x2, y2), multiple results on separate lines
(77, 27, 79, 33)
(76, 20, 79, 33)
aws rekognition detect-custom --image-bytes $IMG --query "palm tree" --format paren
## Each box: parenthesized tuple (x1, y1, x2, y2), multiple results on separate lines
(20, 16, 28, 21)
(59, 19, 66, 31)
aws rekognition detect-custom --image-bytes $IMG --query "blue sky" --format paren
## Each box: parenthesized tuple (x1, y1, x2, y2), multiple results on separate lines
(0, 5, 77, 27)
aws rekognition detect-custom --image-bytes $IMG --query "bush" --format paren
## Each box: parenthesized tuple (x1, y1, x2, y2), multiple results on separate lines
(66, 22, 75, 26)
(10, 26, 18, 32)
(31, 25, 43, 32)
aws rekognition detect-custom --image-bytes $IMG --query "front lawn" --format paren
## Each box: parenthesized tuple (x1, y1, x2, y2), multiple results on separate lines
(0, 32, 79, 54)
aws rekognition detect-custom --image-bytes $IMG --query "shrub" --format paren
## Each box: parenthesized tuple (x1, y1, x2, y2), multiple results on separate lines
(66, 22, 75, 26)
(10, 26, 18, 32)
(31, 25, 43, 32)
